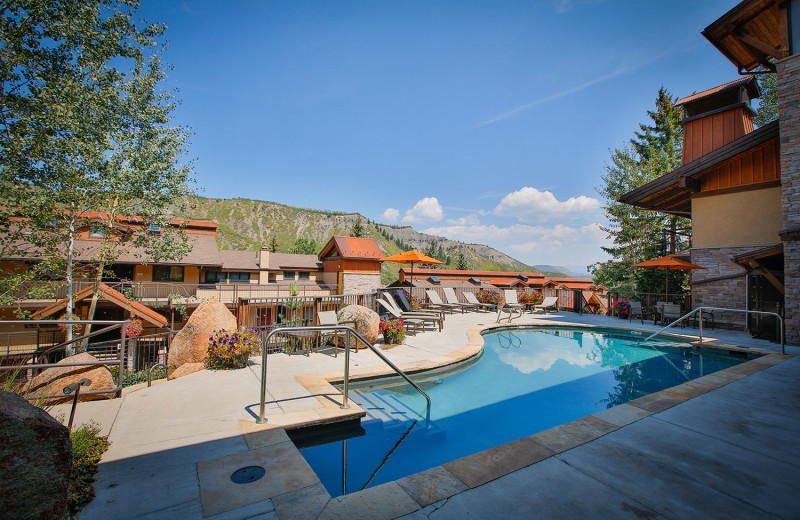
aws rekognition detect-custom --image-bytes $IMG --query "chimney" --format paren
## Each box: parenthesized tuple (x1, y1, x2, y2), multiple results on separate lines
(677, 76, 760, 165)
(259, 247, 270, 269)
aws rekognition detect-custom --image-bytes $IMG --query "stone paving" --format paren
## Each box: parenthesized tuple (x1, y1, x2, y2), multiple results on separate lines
(60, 310, 800, 519)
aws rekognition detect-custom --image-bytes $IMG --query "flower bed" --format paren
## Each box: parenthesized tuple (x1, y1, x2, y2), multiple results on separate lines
(206, 329, 261, 369)
(476, 289, 502, 307)
(517, 292, 543, 305)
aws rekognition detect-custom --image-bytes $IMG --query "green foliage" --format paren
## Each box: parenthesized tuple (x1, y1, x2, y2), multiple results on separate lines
(754, 71, 778, 127)
(269, 236, 279, 252)
(592, 88, 691, 294)
(350, 216, 365, 237)
(456, 251, 470, 270)
(108, 365, 166, 387)
(68, 421, 110, 515)
(287, 237, 321, 255)
(379, 318, 406, 344)
(206, 329, 260, 369)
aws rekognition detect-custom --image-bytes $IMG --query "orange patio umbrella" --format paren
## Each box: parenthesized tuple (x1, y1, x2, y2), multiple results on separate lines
(631, 256, 704, 300)
(380, 250, 444, 287)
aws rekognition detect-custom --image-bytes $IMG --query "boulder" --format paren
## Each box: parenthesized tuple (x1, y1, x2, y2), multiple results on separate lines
(336, 304, 380, 348)
(0, 391, 71, 520)
(24, 352, 115, 404)
(167, 299, 236, 377)
(168, 362, 205, 380)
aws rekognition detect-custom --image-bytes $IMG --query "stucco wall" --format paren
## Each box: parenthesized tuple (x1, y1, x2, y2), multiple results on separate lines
(691, 188, 783, 248)
(342, 272, 380, 295)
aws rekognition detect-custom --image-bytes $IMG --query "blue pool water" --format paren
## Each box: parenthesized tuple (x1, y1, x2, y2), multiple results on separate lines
(294, 327, 756, 497)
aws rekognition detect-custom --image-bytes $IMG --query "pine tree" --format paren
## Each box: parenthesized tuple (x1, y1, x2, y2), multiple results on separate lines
(753, 72, 778, 127)
(270, 236, 279, 252)
(350, 216, 365, 237)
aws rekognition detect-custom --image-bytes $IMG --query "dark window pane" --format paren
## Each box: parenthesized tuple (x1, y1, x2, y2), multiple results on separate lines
(297, 272, 310, 280)
(283, 271, 295, 280)
(153, 265, 184, 282)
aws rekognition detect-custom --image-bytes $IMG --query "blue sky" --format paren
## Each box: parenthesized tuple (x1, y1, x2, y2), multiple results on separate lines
(139, 0, 747, 272)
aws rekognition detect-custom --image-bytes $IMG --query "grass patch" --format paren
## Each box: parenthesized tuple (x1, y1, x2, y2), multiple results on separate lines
(68, 422, 110, 516)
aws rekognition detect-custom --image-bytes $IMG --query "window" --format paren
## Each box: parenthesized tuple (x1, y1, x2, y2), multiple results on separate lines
(204, 270, 225, 283)
(229, 272, 250, 282)
(283, 271, 296, 280)
(149, 225, 162, 233)
(88, 230, 105, 239)
(297, 272, 310, 280)
(153, 265, 184, 282)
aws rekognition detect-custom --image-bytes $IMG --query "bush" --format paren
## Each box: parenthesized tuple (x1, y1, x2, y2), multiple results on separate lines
(517, 292, 543, 305)
(68, 421, 110, 515)
(612, 299, 631, 315)
(109, 366, 166, 387)
(206, 329, 261, 369)
(476, 289, 502, 306)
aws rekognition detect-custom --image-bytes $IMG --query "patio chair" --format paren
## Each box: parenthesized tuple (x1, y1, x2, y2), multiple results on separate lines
(442, 287, 478, 312)
(659, 303, 683, 327)
(503, 290, 524, 311)
(316, 311, 358, 357)
(377, 300, 442, 333)
(463, 291, 495, 312)
(628, 301, 646, 324)
(533, 296, 558, 314)
(425, 289, 462, 313)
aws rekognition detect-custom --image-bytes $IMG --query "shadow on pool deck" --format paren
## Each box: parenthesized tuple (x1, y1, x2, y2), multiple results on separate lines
(69, 313, 800, 519)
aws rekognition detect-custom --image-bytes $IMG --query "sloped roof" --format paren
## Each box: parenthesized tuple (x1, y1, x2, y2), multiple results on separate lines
(269, 253, 322, 270)
(319, 236, 383, 260)
(675, 76, 759, 106)
(31, 283, 168, 327)
(218, 250, 260, 270)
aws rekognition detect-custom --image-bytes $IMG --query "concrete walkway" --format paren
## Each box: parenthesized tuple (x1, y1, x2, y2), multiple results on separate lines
(64, 311, 799, 519)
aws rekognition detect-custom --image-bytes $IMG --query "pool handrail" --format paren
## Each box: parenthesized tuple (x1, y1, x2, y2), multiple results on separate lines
(644, 306, 785, 354)
(257, 325, 432, 424)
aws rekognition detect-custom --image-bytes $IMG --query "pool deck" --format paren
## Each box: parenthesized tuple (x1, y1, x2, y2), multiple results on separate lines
(64, 310, 800, 519)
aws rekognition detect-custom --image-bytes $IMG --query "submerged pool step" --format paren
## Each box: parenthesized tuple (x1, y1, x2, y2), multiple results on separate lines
(352, 389, 425, 430)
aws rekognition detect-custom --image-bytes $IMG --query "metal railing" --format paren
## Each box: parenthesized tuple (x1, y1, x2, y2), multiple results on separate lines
(257, 325, 431, 424)
(0, 320, 129, 400)
(645, 307, 785, 354)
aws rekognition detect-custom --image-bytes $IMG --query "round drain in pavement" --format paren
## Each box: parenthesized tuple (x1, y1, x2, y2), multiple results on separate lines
(230, 466, 266, 484)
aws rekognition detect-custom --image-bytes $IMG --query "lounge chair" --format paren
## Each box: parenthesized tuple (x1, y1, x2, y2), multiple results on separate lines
(316, 311, 359, 357)
(533, 296, 558, 314)
(463, 291, 496, 312)
(660, 303, 683, 327)
(503, 290, 524, 311)
(377, 300, 442, 332)
(381, 296, 445, 322)
(442, 287, 478, 312)
(425, 289, 463, 313)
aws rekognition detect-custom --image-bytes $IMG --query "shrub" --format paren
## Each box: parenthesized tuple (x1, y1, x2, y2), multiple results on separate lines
(379, 318, 406, 344)
(109, 366, 166, 387)
(476, 289, 502, 306)
(612, 299, 631, 315)
(206, 329, 261, 369)
(517, 292, 543, 305)
(68, 421, 110, 515)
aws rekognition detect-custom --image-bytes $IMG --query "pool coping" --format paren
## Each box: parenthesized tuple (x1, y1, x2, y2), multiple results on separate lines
(212, 320, 794, 519)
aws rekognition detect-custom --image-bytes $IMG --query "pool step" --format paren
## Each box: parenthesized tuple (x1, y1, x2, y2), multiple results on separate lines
(353, 389, 426, 430)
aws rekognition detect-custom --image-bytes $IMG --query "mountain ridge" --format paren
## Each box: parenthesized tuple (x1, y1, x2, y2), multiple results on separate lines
(174, 195, 569, 283)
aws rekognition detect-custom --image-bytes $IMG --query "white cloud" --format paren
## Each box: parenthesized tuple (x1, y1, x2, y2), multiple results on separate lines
(402, 197, 444, 224)
(381, 208, 400, 223)
(422, 222, 610, 267)
(446, 214, 480, 226)
(494, 187, 600, 224)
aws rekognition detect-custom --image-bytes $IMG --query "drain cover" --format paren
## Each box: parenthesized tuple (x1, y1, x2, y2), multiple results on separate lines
(230, 466, 266, 484)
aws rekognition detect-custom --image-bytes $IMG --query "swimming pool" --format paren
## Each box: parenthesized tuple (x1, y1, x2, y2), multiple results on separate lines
(293, 326, 757, 497)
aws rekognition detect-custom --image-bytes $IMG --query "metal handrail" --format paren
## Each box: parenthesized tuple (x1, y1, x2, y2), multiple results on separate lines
(644, 307, 785, 354)
(257, 325, 432, 424)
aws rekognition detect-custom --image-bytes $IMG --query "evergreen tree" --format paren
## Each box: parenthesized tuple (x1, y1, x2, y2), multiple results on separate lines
(288, 237, 321, 255)
(270, 236, 279, 252)
(350, 216, 365, 237)
(592, 88, 690, 294)
(456, 251, 470, 270)
(753, 72, 778, 127)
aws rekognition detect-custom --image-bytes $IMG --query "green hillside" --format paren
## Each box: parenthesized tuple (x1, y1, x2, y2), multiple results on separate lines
(175, 195, 565, 284)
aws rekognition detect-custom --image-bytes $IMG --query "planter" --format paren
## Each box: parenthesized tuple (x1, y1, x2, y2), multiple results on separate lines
(618, 313, 629, 319)
(382, 331, 403, 345)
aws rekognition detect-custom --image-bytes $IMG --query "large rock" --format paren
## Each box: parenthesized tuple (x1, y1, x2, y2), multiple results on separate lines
(24, 352, 115, 404)
(0, 391, 71, 520)
(336, 304, 379, 348)
(167, 299, 236, 377)
(168, 362, 205, 380)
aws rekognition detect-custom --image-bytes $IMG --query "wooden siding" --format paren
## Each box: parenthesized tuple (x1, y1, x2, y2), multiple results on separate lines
(697, 136, 780, 192)
(682, 107, 753, 164)
(321, 259, 380, 273)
